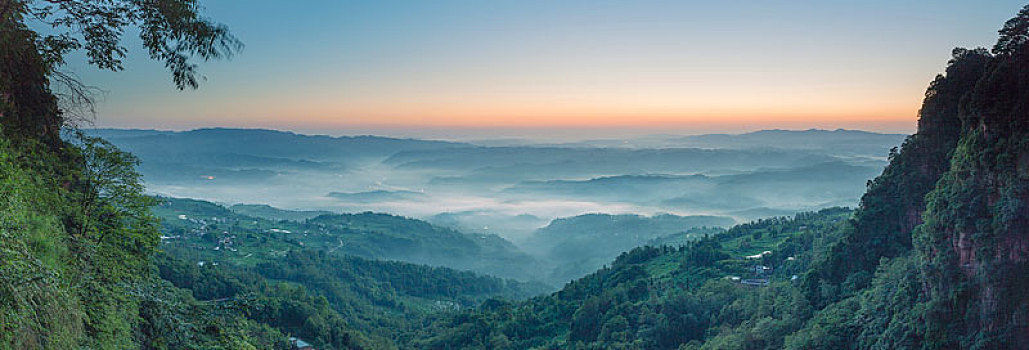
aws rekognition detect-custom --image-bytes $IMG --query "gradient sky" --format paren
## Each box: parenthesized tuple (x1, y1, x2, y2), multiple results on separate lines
(65, 0, 1028, 139)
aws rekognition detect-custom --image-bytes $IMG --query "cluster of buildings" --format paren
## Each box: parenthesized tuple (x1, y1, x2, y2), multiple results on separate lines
(726, 250, 799, 287)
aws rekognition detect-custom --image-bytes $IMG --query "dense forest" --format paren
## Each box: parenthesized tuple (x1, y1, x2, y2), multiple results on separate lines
(153, 197, 547, 282)
(2, 1, 1029, 350)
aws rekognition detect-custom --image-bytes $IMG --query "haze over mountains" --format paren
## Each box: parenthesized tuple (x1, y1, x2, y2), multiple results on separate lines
(86, 127, 903, 284)
(90, 128, 902, 240)
(6, 1, 1029, 348)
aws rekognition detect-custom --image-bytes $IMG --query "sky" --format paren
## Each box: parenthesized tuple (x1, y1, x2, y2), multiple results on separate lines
(63, 0, 1028, 140)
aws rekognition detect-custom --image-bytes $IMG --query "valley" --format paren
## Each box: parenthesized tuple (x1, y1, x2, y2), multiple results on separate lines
(3, 2, 1027, 349)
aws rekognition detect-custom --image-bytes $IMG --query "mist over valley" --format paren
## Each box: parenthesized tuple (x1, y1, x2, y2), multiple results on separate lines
(6, 1, 1028, 348)
(91, 127, 903, 285)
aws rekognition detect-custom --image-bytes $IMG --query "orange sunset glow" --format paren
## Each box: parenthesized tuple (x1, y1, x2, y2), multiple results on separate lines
(68, 0, 1023, 138)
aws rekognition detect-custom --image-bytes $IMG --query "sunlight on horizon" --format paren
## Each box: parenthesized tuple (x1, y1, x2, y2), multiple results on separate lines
(65, 0, 1027, 137)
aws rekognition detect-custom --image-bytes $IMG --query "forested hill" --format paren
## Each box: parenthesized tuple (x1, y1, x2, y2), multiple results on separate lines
(405, 7, 1029, 349)
(4, 3, 1029, 350)
(0, 134, 548, 348)
(414, 208, 855, 348)
(155, 197, 545, 282)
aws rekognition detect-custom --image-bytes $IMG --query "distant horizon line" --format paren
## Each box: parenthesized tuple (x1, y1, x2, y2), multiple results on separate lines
(83, 125, 911, 142)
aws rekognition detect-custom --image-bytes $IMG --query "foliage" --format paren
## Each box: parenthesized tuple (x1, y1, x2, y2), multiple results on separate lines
(0, 132, 83, 349)
(151, 200, 550, 349)
(0, 130, 283, 348)
(411, 209, 851, 349)
(403, 7, 1029, 348)
(6, 0, 241, 89)
(1, 0, 240, 150)
(68, 133, 159, 281)
(994, 4, 1029, 55)
(4, 3, 1029, 350)
(800, 45, 992, 309)
(133, 277, 289, 350)
(154, 196, 546, 282)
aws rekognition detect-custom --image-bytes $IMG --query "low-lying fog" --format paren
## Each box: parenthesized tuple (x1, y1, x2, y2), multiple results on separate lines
(91, 127, 903, 283)
(94, 128, 902, 245)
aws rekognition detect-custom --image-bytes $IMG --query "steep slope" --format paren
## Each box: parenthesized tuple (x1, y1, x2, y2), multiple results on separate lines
(802, 47, 992, 308)
(410, 6, 1029, 349)
(0, 134, 295, 349)
(786, 13, 1029, 349)
(914, 11, 1029, 346)
(0, 137, 82, 348)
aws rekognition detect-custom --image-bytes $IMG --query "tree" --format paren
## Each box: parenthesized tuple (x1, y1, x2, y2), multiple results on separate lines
(70, 132, 159, 277)
(0, 0, 241, 145)
(0, 2, 238, 346)
(994, 4, 1029, 55)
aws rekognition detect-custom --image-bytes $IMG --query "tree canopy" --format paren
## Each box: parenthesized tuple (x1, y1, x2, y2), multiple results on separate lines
(3, 0, 241, 89)
(994, 4, 1029, 55)
(0, 0, 240, 146)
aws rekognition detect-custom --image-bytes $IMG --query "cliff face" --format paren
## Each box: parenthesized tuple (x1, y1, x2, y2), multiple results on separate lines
(802, 48, 991, 308)
(796, 8, 1029, 347)
(915, 10, 1029, 347)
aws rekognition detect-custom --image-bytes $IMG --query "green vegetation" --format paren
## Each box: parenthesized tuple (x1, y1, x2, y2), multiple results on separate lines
(525, 213, 735, 284)
(150, 197, 553, 348)
(229, 203, 335, 221)
(0, 132, 284, 348)
(155, 197, 545, 281)
(0, 134, 550, 350)
(153, 249, 545, 349)
(411, 208, 852, 349)
(398, 6, 1029, 349)
(4, 1, 1029, 349)
(801, 46, 993, 310)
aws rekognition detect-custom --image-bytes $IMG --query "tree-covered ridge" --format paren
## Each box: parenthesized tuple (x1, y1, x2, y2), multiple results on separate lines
(0, 132, 288, 349)
(799, 47, 993, 310)
(153, 197, 549, 303)
(404, 5, 1029, 349)
(151, 197, 554, 348)
(913, 8, 1029, 345)
(524, 213, 735, 284)
(0, 134, 552, 349)
(153, 248, 545, 349)
(3, 1, 1029, 349)
(154, 197, 545, 282)
(787, 6, 1029, 349)
(411, 208, 853, 349)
